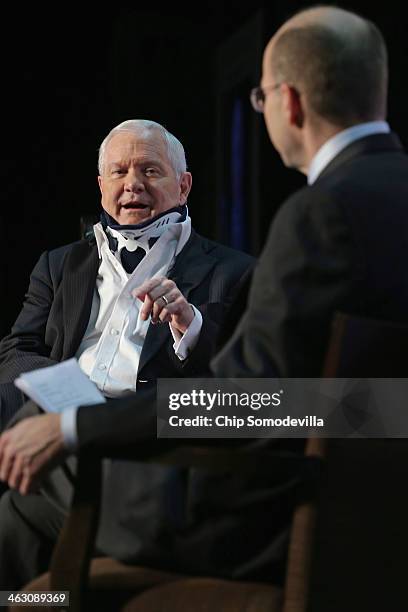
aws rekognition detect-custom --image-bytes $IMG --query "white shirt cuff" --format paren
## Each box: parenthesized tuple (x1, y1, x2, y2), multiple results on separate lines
(60, 406, 79, 451)
(170, 305, 203, 361)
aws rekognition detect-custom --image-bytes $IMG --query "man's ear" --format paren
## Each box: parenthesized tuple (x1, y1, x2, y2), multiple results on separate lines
(97, 176, 103, 196)
(282, 83, 304, 128)
(179, 172, 192, 205)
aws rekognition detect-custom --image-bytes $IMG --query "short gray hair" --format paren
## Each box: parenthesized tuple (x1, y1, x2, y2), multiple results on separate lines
(98, 119, 187, 177)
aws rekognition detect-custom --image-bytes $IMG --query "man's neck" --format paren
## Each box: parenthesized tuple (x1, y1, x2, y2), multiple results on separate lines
(302, 121, 346, 174)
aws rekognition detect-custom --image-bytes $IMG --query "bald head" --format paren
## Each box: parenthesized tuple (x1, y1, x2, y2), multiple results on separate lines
(264, 5, 388, 126)
(275, 5, 370, 34)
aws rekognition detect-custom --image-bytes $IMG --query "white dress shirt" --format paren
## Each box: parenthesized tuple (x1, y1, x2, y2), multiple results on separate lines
(61, 216, 202, 449)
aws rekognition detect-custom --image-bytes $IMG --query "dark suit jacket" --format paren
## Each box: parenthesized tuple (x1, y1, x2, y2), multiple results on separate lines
(0, 230, 253, 424)
(3, 229, 292, 583)
(212, 132, 408, 377)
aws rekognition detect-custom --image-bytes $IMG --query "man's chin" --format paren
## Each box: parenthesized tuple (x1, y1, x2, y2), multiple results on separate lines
(118, 209, 151, 225)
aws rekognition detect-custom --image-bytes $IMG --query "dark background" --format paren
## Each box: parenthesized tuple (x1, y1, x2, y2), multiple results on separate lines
(1, 0, 407, 337)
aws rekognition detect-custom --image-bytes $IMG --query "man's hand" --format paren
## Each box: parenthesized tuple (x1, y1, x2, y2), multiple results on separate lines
(132, 276, 194, 334)
(0, 414, 67, 495)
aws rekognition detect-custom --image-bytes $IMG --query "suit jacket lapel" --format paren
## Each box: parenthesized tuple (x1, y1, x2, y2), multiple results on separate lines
(138, 231, 218, 373)
(62, 240, 99, 357)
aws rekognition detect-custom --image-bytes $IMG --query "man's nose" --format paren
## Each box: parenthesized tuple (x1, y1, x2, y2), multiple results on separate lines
(125, 171, 145, 192)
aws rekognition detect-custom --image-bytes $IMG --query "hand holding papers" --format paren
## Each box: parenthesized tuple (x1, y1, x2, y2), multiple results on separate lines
(0, 358, 106, 495)
(14, 358, 106, 413)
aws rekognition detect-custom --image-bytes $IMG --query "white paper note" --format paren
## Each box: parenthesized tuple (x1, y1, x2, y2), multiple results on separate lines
(15, 358, 106, 413)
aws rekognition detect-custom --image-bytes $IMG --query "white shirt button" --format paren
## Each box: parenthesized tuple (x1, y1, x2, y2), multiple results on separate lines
(110, 328, 119, 335)
(98, 363, 107, 371)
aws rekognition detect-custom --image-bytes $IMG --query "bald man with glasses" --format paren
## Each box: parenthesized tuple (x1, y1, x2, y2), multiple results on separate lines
(213, 5, 408, 378)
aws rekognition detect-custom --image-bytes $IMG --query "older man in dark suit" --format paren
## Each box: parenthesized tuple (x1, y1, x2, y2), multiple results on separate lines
(0, 119, 253, 588)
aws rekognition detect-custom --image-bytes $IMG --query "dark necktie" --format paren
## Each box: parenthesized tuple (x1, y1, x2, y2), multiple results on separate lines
(106, 235, 159, 274)
(120, 246, 147, 274)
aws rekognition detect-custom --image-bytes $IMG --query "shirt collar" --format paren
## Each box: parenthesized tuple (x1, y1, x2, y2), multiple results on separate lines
(308, 121, 391, 185)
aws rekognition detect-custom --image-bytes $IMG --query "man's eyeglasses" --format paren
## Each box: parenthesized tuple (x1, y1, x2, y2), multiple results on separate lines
(250, 83, 281, 113)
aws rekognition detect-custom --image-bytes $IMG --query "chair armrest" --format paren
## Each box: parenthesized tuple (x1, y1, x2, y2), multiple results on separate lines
(50, 451, 102, 610)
